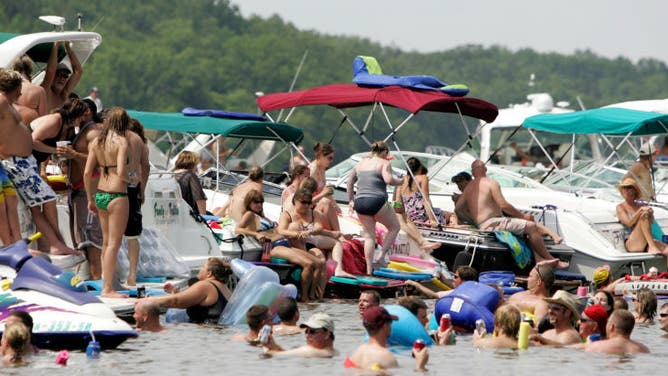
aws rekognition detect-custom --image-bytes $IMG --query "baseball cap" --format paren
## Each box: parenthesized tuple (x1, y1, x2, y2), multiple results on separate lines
(362, 306, 398, 331)
(639, 143, 656, 156)
(299, 312, 334, 332)
(56, 62, 71, 73)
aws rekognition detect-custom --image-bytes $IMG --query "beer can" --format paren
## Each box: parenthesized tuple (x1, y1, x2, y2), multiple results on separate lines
(475, 319, 486, 336)
(259, 324, 272, 345)
(136, 286, 146, 299)
(413, 338, 426, 351)
(439, 314, 451, 331)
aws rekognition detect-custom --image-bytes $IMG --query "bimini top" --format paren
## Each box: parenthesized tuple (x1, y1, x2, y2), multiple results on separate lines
(256, 83, 499, 123)
(0, 31, 101, 68)
(523, 107, 668, 136)
(127, 109, 304, 143)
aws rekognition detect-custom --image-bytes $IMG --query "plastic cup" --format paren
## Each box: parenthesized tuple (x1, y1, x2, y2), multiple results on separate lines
(56, 141, 71, 162)
(577, 286, 588, 297)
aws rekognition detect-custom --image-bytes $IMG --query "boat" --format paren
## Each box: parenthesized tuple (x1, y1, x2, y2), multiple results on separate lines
(0, 238, 136, 350)
(256, 83, 667, 280)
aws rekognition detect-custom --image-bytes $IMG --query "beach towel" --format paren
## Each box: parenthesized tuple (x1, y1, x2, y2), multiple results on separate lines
(493, 230, 532, 269)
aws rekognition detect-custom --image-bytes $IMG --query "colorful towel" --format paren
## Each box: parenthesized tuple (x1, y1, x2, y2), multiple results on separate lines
(493, 230, 532, 269)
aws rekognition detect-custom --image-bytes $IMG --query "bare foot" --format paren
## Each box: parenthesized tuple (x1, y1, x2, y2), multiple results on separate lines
(101, 290, 129, 299)
(536, 259, 559, 268)
(556, 260, 570, 269)
(551, 235, 563, 244)
(49, 246, 82, 256)
(334, 268, 356, 278)
(126, 278, 137, 287)
(420, 241, 441, 251)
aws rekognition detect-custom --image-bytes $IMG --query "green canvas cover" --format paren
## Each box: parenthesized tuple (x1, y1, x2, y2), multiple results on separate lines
(126, 110, 303, 143)
(523, 107, 668, 136)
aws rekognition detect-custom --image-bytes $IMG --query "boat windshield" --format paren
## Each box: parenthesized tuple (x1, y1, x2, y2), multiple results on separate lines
(488, 128, 596, 166)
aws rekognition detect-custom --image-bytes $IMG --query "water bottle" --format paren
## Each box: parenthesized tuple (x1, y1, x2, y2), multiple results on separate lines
(517, 321, 530, 350)
(86, 340, 101, 358)
(261, 240, 272, 263)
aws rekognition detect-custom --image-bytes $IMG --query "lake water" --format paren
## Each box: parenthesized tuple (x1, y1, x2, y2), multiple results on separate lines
(15, 298, 668, 375)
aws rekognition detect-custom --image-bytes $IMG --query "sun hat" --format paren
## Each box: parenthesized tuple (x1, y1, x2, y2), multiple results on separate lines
(592, 265, 610, 286)
(616, 177, 640, 197)
(543, 290, 580, 321)
(362, 306, 398, 331)
(299, 312, 334, 333)
(638, 143, 656, 156)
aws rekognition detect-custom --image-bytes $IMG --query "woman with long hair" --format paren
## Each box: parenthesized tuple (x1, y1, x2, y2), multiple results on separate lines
(397, 157, 454, 227)
(237, 189, 325, 302)
(281, 164, 310, 210)
(633, 287, 657, 323)
(84, 107, 131, 298)
(309, 142, 340, 230)
(347, 141, 403, 274)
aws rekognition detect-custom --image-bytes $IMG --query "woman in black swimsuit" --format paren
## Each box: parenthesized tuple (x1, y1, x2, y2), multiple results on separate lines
(148, 257, 232, 323)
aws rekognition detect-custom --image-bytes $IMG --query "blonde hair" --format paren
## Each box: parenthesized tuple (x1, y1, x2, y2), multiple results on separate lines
(175, 150, 199, 170)
(494, 304, 521, 337)
(2, 322, 30, 358)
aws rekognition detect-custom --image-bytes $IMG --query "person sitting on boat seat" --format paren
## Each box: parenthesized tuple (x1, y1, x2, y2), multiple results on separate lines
(531, 290, 581, 346)
(238, 189, 326, 302)
(473, 304, 522, 349)
(173, 151, 208, 215)
(391, 189, 440, 252)
(147, 257, 232, 324)
(505, 264, 554, 329)
(451, 171, 472, 205)
(455, 160, 567, 268)
(134, 300, 167, 333)
(212, 165, 264, 221)
(272, 297, 303, 335)
(616, 178, 668, 261)
(281, 165, 310, 210)
(585, 309, 650, 354)
(0, 322, 30, 365)
(624, 143, 656, 202)
(264, 312, 338, 358)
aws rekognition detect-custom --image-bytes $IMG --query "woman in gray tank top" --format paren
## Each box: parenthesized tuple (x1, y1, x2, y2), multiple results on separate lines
(346, 141, 403, 275)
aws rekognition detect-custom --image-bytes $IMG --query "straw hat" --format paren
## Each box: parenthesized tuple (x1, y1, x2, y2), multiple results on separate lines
(616, 177, 640, 197)
(543, 290, 580, 321)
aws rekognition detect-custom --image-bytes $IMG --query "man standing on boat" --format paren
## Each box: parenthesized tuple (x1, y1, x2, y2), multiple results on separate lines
(623, 143, 656, 202)
(455, 159, 568, 269)
(41, 41, 83, 112)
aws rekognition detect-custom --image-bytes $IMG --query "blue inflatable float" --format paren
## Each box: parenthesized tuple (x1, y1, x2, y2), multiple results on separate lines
(365, 305, 433, 347)
(434, 281, 499, 332)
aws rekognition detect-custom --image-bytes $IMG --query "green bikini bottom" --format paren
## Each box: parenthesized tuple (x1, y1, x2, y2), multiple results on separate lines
(94, 190, 127, 211)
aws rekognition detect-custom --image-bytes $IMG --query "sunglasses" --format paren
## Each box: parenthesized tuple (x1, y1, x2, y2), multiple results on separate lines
(56, 71, 70, 79)
(305, 328, 326, 334)
(580, 317, 593, 323)
(548, 304, 565, 312)
(299, 200, 312, 205)
(253, 199, 264, 204)
(660, 313, 668, 318)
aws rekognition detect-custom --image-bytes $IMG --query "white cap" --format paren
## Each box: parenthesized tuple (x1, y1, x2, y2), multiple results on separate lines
(639, 143, 656, 156)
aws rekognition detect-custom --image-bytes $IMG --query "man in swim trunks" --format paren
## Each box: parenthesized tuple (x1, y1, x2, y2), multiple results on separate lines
(506, 264, 554, 329)
(0, 68, 76, 255)
(455, 159, 567, 269)
(264, 312, 338, 358)
(348, 306, 428, 372)
(585, 309, 650, 354)
(59, 99, 103, 277)
(623, 143, 656, 202)
(124, 118, 150, 286)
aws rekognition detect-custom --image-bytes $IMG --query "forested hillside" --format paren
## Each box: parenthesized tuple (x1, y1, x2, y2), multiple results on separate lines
(2, 0, 667, 158)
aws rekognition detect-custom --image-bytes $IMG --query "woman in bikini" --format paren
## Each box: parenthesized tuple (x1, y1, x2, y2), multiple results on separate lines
(616, 177, 668, 255)
(309, 142, 340, 231)
(148, 257, 232, 323)
(237, 189, 324, 302)
(347, 141, 403, 275)
(84, 107, 131, 298)
(278, 188, 340, 301)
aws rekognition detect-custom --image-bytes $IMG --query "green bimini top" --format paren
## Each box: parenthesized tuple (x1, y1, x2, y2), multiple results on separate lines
(523, 107, 668, 136)
(127, 110, 304, 143)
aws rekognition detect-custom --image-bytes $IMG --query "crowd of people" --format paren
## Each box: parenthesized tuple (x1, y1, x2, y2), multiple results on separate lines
(1, 47, 148, 300)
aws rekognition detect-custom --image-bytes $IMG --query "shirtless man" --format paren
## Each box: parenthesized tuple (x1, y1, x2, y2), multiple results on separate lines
(134, 300, 167, 333)
(348, 306, 428, 372)
(264, 312, 338, 358)
(224, 165, 264, 222)
(124, 118, 150, 286)
(623, 144, 656, 202)
(58, 99, 103, 277)
(659, 302, 668, 338)
(358, 290, 381, 318)
(12, 55, 47, 124)
(506, 264, 554, 328)
(585, 309, 650, 354)
(41, 41, 83, 112)
(455, 160, 567, 269)
(531, 290, 581, 346)
(272, 297, 303, 335)
(0, 68, 76, 254)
